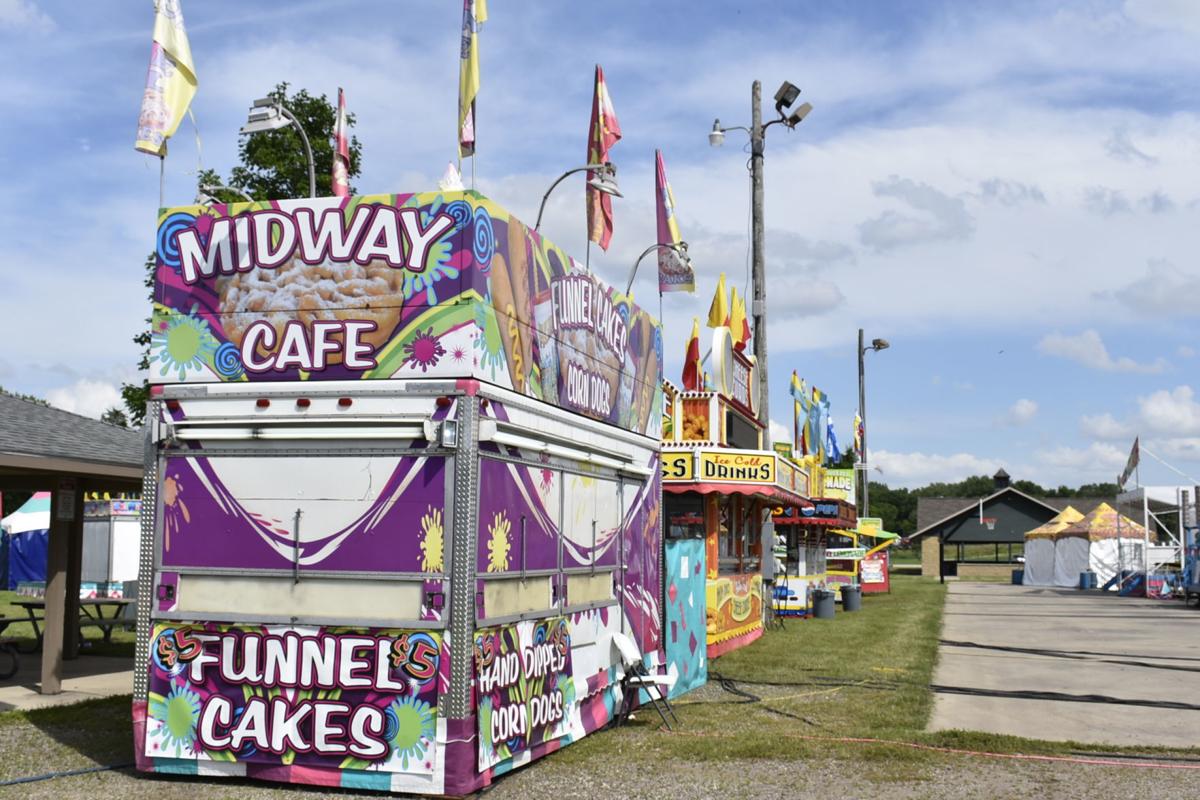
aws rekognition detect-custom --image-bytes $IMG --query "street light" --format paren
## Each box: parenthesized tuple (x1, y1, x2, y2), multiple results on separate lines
(858, 329, 890, 517)
(625, 241, 691, 295)
(534, 162, 621, 231)
(197, 184, 254, 205)
(708, 80, 813, 446)
(240, 97, 316, 198)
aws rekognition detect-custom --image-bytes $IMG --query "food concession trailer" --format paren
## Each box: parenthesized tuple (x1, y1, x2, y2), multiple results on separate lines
(132, 190, 664, 796)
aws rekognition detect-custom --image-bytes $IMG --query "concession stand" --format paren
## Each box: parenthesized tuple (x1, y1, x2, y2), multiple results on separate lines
(661, 337, 811, 658)
(772, 485, 856, 615)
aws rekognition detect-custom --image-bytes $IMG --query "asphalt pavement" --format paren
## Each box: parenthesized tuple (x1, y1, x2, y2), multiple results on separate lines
(929, 582, 1200, 748)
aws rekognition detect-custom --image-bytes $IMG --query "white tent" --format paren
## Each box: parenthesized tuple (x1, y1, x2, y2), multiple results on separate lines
(1023, 506, 1083, 586)
(1053, 503, 1147, 589)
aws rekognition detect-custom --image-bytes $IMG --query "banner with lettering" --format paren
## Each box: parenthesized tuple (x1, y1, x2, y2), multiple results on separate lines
(150, 191, 662, 438)
(145, 623, 441, 774)
(473, 617, 574, 770)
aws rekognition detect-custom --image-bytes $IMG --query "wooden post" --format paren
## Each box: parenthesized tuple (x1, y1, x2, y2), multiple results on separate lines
(64, 482, 85, 659)
(41, 477, 77, 694)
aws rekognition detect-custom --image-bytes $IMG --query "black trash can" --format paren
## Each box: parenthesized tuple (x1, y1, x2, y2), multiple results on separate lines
(1079, 571, 1097, 590)
(812, 589, 836, 619)
(840, 584, 862, 612)
(1011, 569, 1024, 585)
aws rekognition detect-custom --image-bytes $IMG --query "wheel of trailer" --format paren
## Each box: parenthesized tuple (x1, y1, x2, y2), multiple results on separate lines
(0, 642, 18, 681)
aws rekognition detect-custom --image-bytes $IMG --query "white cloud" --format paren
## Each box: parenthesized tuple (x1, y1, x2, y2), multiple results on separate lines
(1107, 259, 1200, 316)
(0, 0, 54, 33)
(1137, 385, 1200, 436)
(769, 419, 790, 447)
(1003, 398, 1038, 426)
(857, 176, 975, 252)
(45, 379, 122, 420)
(1033, 442, 1127, 471)
(1083, 186, 1132, 216)
(1036, 329, 1166, 373)
(870, 449, 997, 488)
(1080, 412, 1134, 439)
(1179, 345, 1196, 358)
(1104, 128, 1157, 164)
(1125, 0, 1200, 35)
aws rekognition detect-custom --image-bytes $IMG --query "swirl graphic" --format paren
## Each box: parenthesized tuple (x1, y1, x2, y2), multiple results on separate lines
(444, 199, 473, 232)
(156, 212, 196, 271)
(213, 341, 244, 379)
(473, 206, 495, 271)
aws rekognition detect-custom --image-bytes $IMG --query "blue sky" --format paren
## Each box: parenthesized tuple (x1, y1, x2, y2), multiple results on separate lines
(2, 0, 1200, 489)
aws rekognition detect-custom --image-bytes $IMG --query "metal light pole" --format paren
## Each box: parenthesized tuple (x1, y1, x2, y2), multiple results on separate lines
(858, 329, 889, 517)
(710, 82, 812, 447)
(241, 98, 316, 198)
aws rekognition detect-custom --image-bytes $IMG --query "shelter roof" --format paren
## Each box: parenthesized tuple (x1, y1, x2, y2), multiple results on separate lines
(0, 393, 142, 482)
(913, 492, 1110, 540)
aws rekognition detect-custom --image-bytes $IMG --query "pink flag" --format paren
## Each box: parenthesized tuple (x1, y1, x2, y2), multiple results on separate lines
(586, 65, 621, 250)
(332, 87, 350, 197)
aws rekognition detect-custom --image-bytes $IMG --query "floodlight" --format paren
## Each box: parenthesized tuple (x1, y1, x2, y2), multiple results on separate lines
(586, 163, 622, 198)
(774, 81, 801, 108)
(871, 338, 890, 351)
(785, 101, 813, 127)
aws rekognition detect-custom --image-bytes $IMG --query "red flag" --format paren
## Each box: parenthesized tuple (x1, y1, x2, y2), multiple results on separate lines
(681, 318, 702, 391)
(332, 88, 350, 197)
(586, 64, 621, 250)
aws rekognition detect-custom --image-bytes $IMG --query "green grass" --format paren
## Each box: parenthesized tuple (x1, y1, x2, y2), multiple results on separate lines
(0, 589, 135, 657)
(556, 575, 1200, 771)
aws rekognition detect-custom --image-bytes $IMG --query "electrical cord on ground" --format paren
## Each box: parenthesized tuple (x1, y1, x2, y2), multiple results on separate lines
(710, 670, 821, 727)
(941, 639, 1200, 674)
(930, 684, 1200, 712)
(0, 762, 134, 787)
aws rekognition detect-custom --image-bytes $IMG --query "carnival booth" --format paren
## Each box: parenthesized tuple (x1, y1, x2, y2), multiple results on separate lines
(661, 326, 811, 658)
(134, 190, 665, 797)
(81, 499, 141, 596)
(1021, 506, 1083, 586)
(855, 517, 898, 594)
(1, 492, 50, 591)
(1054, 503, 1148, 588)
(771, 473, 855, 615)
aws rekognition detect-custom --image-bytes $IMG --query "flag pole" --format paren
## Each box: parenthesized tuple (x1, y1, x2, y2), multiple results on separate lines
(158, 155, 165, 209)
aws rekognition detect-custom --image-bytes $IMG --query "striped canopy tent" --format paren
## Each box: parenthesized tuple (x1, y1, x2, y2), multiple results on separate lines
(1, 492, 50, 590)
(1022, 505, 1083, 586)
(1052, 502, 1147, 588)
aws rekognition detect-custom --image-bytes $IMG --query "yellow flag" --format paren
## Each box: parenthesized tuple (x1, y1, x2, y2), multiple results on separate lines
(458, 0, 488, 158)
(135, 0, 197, 157)
(729, 286, 749, 350)
(707, 272, 729, 328)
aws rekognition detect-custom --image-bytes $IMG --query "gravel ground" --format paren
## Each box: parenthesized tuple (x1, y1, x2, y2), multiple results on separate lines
(2, 707, 1199, 800)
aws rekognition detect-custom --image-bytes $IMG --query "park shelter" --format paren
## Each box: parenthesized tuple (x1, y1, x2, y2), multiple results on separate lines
(912, 470, 1108, 580)
(0, 393, 142, 694)
(1021, 506, 1084, 586)
(1, 491, 50, 589)
(1053, 502, 1148, 588)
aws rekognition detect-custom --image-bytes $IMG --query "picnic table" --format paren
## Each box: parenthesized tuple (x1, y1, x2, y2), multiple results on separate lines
(11, 598, 134, 651)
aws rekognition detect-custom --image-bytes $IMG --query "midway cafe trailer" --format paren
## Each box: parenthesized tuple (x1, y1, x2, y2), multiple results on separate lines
(132, 190, 663, 796)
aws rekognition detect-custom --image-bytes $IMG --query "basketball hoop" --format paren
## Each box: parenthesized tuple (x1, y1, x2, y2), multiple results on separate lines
(982, 517, 997, 531)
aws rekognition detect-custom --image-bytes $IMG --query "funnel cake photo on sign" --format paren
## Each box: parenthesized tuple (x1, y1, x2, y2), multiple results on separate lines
(216, 255, 404, 370)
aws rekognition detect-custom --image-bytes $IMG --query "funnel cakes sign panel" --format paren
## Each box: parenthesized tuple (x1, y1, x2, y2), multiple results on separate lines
(152, 191, 661, 437)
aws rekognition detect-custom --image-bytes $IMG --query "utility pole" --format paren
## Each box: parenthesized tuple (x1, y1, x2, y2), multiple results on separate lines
(750, 80, 770, 446)
(858, 328, 868, 517)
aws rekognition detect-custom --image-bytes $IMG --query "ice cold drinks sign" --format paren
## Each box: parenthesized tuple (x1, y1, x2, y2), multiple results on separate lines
(474, 618, 573, 770)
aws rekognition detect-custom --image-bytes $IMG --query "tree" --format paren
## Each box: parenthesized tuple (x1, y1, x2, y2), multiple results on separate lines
(101, 407, 129, 427)
(0, 386, 49, 406)
(121, 83, 363, 424)
(229, 83, 362, 200)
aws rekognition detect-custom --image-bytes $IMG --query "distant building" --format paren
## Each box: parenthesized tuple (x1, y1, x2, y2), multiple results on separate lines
(908, 470, 1108, 580)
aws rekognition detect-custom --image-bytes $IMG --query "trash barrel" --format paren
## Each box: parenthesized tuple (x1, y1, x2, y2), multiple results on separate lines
(1079, 571, 1097, 590)
(812, 589, 836, 619)
(1011, 569, 1024, 585)
(840, 584, 862, 612)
